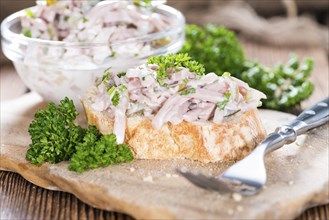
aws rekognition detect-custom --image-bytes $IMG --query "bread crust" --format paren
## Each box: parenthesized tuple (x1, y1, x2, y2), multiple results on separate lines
(82, 96, 266, 163)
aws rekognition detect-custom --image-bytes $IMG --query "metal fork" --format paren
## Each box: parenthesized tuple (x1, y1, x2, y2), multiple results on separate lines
(177, 97, 329, 196)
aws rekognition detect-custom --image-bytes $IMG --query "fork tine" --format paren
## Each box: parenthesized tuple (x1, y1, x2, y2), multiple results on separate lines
(176, 169, 232, 193)
(177, 169, 260, 196)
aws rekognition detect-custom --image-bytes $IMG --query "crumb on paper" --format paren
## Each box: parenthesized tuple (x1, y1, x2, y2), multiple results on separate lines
(227, 209, 234, 215)
(236, 205, 244, 212)
(165, 173, 172, 178)
(232, 192, 243, 202)
(129, 167, 136, 172)
(288, 181, 294, 185)
(295, 139, 303, 147)
(172, 174, 179, 178)
(143, 176, 153, 183)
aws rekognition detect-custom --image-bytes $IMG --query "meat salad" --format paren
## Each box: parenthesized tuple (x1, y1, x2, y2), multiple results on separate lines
(88, 54, 266, 143)
(21, 0, 170, 43)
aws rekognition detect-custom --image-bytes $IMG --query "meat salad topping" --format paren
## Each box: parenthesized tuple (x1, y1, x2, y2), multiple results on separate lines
(89, 54, 266, 143)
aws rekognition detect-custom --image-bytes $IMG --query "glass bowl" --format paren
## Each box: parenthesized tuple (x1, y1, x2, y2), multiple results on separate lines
(1, 4, 185, 109)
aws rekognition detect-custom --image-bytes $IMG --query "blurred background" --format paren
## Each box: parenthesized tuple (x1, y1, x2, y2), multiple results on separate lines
(1, 0, 328, 64)
(0, 0, 328, 100)
(168, 0, 328, 50)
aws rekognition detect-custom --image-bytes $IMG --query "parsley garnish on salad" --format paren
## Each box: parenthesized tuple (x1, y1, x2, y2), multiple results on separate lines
(82, 17, 89, 23)
(111, 91, 120, 106)
(117, 72, 127, 78)
(21, 28, 32, 38)
(217, 92, 231, 110)
(147, 53, 205, 80)
(107, 85, 126, 106)
(25, 9, 35, 18)
(102, 68, 112, 81)
(26, 98, 134, 172)
(181, 88, 196, 96)
(133, 0, 152, 8)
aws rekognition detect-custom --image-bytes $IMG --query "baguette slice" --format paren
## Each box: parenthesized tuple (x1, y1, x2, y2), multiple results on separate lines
(82, 89, 267, 163)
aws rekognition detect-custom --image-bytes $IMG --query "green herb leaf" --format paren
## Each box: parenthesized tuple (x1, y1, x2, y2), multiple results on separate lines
(147, 53, 205, 81)
(25, 9, 35, 18)
(26, 97, 85, 164)
(69, 133, 134, 173)
(102, 68, 111, 81)
(117, 72, 127, 78)
(21, 28, 32, 38)
(26, 98, 134, 172)
(180, 24, 245, 76)
(222, 72, 231, 77)
(111, 91, 120, 106)
(107, 86, 121, 106)
(107, 86, 115, 96)
(181, 24, 314, 110)
(134, 0, 152, 8)
(82, 17, 89, 23)
(241, 55, 314, 110)
(181, 87, 196, 96)
(110, 51, 116, 57)
(217, 92, 231, 110)
(119, 85, 127, 92)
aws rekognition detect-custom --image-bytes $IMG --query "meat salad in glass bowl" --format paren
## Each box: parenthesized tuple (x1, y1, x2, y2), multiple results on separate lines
(1, 0, 185, 109)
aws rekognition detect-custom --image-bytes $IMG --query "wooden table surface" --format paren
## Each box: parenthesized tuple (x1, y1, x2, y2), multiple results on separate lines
(1, 38, 328, 219)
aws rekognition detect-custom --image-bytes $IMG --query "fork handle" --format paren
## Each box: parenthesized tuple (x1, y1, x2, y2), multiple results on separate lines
(262, 97, 329, 154)
(286, 97, 329, 135)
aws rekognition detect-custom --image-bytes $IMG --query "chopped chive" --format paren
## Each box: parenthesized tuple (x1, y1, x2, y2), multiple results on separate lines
(25, 9, 35, 18)
(21, 28, 32, 38)
(181, 87, 196, 96)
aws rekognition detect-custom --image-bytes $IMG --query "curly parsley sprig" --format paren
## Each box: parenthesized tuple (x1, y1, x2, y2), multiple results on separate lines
(69, 132, 133, 173)
(180, 24, 315, 110)
(180, 24, 245, 76)
(26, 98, 134, 172)
(241, 55, 314, 110)
(147, 53, 205, 80)
(26, 98, 85, 164)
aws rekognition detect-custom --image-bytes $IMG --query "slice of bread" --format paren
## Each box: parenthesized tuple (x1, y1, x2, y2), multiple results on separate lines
(81, 88, 266, 163)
